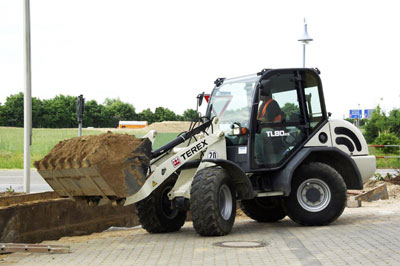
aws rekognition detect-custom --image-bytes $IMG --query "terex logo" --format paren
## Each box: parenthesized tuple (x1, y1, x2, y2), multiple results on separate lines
(266, 130, 290, 137)
(180, 140, 208, 160)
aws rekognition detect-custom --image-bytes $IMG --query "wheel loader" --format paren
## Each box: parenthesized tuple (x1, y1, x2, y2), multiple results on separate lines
(35, 68, 376, 236)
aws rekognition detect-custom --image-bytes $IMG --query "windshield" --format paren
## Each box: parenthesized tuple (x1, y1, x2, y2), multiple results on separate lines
(207, 74, 259, 132)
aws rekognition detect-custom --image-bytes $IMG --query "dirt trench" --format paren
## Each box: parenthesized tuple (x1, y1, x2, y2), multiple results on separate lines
(0, 192, 138, 243)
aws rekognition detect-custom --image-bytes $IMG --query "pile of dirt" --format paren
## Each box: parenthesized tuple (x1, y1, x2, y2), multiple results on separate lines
(34, 132, 152, 198)
(35, 132, 146, 169)
(88, 121, 194, 133)
(139, 121, 192, 133)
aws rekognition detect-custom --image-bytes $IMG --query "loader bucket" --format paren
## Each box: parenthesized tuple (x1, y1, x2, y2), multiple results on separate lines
(34, 132, 152, 199)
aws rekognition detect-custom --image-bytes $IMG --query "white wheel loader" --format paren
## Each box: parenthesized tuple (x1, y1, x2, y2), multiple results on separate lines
(36, 68, 376, 236)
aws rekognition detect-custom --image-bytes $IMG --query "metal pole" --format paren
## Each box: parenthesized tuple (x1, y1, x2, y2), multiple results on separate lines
(298, 18, 313, 68)
(23, 0, 32, 193)
(78, 122, 82, 137)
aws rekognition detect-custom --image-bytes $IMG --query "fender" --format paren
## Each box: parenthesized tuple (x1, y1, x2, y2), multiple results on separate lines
(270, 147, 363, 196)
(202, 159, 255, 200)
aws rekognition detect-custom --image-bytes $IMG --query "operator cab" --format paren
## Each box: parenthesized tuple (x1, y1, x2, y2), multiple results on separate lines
(206, 68, 327, 172)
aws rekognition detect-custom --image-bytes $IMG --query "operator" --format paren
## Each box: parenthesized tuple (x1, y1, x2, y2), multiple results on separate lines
(257, 80, 282, 123)
(255, 79, 283, 165)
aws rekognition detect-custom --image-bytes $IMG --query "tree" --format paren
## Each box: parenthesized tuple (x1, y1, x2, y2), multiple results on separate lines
(281, 103, 299, 120)
(138, 108, 155, 124)
(32, 97, 44, 128)
(373, 133, 400, 154)
(0, 102, 5, 126)
(388, 108, 400, 138)
(182, 109, 199, 121)
(153, 107, 177, 122)
(2, 93, 24, 127)
(83, 100, 106, 128)
(103, 98, 138, 127)
(364, 105, 388, 143)
(45, 95, 77, 128)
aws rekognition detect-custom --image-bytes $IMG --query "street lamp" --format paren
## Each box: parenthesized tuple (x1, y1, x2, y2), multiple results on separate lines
(23, 0, 32, 193)
(298, 18, 313, 68)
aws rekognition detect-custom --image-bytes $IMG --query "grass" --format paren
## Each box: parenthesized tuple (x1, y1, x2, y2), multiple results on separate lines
(0, 127, 178, 169)
(369, 147, 400, 169)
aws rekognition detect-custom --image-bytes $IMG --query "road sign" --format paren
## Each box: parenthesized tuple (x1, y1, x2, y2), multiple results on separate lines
(349, 109, 362, 119)
(364, 109, 374, 119)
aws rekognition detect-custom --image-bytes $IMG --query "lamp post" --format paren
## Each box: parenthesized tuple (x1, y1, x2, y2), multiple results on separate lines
(23, 0, 32, 193)
(298, 18, 313, 68)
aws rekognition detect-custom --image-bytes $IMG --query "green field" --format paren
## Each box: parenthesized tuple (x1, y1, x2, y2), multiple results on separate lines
(0, 127, 178, 169)
(369, 147, 400, 169)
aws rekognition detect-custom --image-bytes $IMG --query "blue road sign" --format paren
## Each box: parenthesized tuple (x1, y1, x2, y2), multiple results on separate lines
(364, 109, 374, 119)
(349, 109, 362, 119)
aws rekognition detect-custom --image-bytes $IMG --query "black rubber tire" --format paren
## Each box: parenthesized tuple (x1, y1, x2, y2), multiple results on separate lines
(190, 167, 236, 236)
(284, 162, 347, 226)
(240, 197, 286, 222)
(136, 176, 186, 233)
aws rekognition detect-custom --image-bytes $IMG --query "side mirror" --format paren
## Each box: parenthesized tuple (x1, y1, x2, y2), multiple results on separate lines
(230, 122, 248, 136)
(197, 92, 205, 107)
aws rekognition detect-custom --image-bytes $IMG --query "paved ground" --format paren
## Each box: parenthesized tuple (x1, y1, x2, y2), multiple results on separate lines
(1, 199, 400, 266)
(0, 170, 51, 193)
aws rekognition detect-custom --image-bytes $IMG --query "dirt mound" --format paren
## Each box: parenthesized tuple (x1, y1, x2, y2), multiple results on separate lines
(35, 132, 145, 169)
(34, 132, 152, 198)
(139, 121, 192, 133)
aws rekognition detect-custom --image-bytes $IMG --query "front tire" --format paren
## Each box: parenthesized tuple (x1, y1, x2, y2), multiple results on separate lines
(284, 162, 347, 226)
(240, 197, 286, 222)
(190, 168, 236, 236)
(136, 176, 186, 233)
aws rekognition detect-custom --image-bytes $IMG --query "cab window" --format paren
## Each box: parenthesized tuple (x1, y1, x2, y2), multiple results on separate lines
(302, 72, 324, 130)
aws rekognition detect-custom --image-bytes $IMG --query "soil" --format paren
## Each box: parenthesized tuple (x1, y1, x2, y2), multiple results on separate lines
(0, 192, 24, 198)
(34, 132, 152, 198)
(92, 121, 193, 133)
(140, 121, 192, 133)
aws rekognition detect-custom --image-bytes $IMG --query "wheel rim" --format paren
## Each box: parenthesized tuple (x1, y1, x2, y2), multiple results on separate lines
(296, 178, 331, 212)
(219, 184, 233, 220)
(160, 186, 178, 219)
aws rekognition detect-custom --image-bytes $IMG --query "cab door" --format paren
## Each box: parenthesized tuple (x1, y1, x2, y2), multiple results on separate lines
(250, 69, 326, 170)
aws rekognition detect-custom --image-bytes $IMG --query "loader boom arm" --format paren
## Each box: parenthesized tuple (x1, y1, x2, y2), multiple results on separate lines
(124, 118, 225, 206)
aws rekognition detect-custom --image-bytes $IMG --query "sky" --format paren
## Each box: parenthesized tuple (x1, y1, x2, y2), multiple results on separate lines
(0, 0, 399, 119)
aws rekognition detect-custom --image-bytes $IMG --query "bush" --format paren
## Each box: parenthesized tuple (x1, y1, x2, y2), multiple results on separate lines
(373, 133, 400, 154)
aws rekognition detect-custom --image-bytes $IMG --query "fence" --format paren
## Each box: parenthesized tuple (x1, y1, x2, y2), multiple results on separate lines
(369, 145, 400, 159)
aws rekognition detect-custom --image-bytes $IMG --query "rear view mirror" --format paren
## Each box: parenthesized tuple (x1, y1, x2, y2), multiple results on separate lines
(197, 92, 205, 107)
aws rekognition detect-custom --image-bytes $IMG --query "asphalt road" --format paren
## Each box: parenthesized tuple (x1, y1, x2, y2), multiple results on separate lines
(0, 169, 52, 193)
(0, 168, 398, 194)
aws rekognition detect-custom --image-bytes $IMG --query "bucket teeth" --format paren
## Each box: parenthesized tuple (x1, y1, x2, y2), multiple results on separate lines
(72, 160, 81, 168)
(65, 158, 73, 169)
(82, 159, 91, 168)
(48, 158, 56, 170)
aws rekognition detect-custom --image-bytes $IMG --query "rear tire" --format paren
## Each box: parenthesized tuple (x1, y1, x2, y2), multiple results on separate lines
(190, 168, 236, 236)
(136, 175, 186, 233)
(284, 162, 347, 226)
(240, 197, 286, 222)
